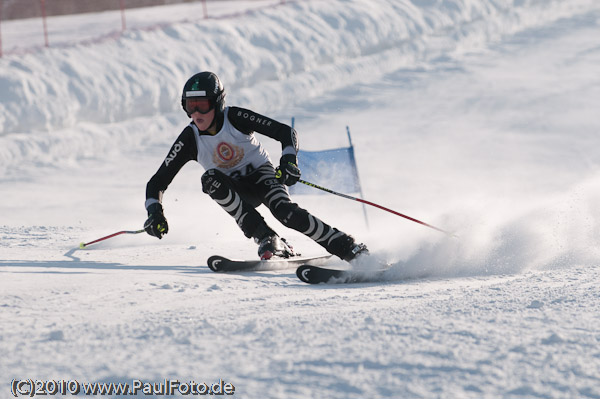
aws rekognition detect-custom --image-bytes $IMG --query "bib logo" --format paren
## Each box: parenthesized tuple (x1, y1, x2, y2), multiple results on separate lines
(165, 141, 184, 166)
(213, 142, 244, 169)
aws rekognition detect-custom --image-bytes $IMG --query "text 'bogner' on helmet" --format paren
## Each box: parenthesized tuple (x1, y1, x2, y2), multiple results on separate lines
(181, 71, 226, 117)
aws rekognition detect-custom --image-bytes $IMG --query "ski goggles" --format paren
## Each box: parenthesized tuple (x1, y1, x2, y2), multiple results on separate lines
(185, 97, 214, 114)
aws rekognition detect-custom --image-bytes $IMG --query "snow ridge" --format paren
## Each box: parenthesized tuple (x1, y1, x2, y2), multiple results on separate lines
(0, 0, 595, 139)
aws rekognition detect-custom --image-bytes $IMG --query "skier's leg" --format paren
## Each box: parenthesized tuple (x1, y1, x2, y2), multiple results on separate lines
(276, 201, 367, 261)
(251, 164, 367, 261)
(201, 169, 276, 240)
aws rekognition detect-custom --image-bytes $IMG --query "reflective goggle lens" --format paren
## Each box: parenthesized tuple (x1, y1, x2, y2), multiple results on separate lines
(185, 98, 213, 114)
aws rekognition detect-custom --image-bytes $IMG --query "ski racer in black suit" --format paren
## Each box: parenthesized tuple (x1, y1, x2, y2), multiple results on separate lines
(144, 71, 368, 261)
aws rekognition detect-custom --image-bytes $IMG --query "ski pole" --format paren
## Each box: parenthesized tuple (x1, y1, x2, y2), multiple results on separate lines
(298, 179, 456, 237)
(79, 229, 145, 249)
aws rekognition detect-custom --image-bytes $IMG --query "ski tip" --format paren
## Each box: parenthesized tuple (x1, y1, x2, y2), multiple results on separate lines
(207, 256, 225, 272)
(296, 265, 316, 284)
(297, 265, 341, 284)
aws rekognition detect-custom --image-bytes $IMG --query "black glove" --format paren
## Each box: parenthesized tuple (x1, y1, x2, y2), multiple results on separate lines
(275, 154, 301, 186)
(144, 203, 169, 239)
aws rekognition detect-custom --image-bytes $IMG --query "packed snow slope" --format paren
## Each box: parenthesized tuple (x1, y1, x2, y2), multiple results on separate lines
(2, 0, 600, 398)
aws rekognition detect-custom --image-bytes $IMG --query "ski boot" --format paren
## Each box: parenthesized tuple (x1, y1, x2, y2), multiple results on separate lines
(343, 242, 369, 262)
(256, 234, 295, 260)
(333, 234, 369, 262)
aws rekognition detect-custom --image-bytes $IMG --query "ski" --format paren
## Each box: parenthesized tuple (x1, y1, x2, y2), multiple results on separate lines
(296, 264, 388, 284)
(207, 254, 332, 272)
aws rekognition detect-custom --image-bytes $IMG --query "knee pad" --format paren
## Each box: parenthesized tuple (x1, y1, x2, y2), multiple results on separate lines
(201, 169, 229, 198)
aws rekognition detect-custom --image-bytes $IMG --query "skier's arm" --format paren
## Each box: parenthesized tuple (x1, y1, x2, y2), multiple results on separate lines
(145, 126, 198, 209)
(228, 107, 300, 185)
(227, 106, 299, 156)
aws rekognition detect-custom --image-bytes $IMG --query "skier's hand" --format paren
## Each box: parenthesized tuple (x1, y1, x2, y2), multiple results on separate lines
(276, 154, 301, 186)
(144, 203, 169, 239)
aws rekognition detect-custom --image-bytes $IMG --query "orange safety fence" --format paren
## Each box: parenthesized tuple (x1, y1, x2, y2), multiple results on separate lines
(0, 0, 289, 57)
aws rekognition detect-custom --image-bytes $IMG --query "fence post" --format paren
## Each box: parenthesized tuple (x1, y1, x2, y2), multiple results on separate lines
(202, 0, 208, 19)
(119, 0, 126, 31)
(40, 0, 49, 47)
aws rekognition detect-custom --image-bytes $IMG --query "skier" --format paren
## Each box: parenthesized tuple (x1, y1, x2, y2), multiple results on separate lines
(144, 71, 368, 261)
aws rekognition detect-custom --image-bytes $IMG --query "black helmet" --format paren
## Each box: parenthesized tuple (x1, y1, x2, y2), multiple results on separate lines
(181, 72, 226, 117)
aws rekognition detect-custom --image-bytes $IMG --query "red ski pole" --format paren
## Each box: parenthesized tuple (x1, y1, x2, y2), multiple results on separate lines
(298, 179, 456, 237)
(79, 229, 145, 249)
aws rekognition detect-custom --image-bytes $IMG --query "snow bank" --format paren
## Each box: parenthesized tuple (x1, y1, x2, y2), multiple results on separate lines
(0, 0, 596, 159)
